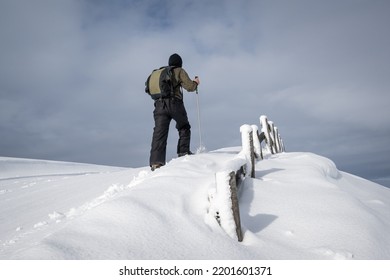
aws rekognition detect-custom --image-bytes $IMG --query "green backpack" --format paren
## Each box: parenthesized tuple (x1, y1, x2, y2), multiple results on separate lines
(145, 66, 177, 100)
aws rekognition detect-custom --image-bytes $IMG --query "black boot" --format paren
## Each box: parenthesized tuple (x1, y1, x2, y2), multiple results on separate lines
(178, 151, 193, 157)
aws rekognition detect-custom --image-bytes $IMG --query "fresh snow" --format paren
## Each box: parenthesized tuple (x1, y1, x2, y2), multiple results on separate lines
(0, 148, 390, 260)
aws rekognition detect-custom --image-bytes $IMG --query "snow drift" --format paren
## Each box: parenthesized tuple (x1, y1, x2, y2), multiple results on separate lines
(0, 149, 389, 260)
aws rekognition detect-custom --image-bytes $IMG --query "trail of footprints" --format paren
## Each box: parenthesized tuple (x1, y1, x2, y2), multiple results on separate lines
(1, 169, 150, 251)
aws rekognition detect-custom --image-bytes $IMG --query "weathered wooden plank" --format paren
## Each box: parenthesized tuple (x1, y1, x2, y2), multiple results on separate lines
(229, 171, 243, 242)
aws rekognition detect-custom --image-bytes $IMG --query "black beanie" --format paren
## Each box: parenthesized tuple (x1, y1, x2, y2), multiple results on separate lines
(168, 53, 183, 67)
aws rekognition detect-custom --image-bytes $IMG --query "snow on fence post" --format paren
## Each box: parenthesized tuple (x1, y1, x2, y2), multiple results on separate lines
(240, 124, 255, 178)
(257, 130, 266, 158)
(259, 115, 285, 154)
(268, 121, 277, 154)
(251, 125, 262, 160)
(214, 170, 244, 242)
(274, 126, 281, 153)
(259, 115, 274, 154)
(280, 136, 285, 152)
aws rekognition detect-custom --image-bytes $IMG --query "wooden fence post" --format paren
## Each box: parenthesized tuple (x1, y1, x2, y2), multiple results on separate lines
(274, 126, 280, 153)
(268, 121, 277, 154)
(214, 168, 245, 242)
(240, 125, 255, 178)
(229, 171, 243, 242)
(251, 125, 262, 160)
(260, 115, 274, 154)
(280, 136, 285, 152)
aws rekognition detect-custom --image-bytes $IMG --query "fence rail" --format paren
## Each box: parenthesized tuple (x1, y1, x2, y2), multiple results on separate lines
(210, 115, 284, 242)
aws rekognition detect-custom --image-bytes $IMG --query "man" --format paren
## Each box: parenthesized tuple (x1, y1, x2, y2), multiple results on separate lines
(149, 53, 200, 171)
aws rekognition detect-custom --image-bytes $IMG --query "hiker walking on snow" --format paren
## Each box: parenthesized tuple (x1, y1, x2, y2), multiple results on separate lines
(147, 53, 200, 171)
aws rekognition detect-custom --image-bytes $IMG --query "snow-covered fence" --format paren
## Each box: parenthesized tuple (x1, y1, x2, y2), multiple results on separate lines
(210, 115, 285, 242)
(259, 115, 285, 154)
(239, 116, 284, 171)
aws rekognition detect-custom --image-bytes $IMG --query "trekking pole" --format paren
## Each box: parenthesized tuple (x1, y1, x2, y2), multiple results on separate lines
(195, 77, 204, 153)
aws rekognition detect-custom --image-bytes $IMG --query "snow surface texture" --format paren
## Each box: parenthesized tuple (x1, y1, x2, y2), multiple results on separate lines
(0, 149, 390, 260)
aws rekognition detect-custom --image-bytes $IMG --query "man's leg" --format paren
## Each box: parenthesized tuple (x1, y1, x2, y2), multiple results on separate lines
(150, 101, 171, 166)
(172, 100, 191, 156)
(177, 125, 191, 156)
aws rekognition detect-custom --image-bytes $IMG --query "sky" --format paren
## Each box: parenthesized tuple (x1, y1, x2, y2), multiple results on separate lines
(1, 0, 389, 183)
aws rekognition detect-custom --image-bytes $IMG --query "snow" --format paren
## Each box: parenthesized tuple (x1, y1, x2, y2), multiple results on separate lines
(1, 148, 390, 260)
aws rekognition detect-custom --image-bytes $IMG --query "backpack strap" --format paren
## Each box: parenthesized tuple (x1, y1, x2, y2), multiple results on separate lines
(167, 66, 181, 90)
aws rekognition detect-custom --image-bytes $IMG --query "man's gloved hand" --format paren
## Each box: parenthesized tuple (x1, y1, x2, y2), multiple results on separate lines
(194, 76, 200, 85)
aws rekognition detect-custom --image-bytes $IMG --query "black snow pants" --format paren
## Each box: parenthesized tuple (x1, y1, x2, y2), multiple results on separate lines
(149, 98, 191, 166)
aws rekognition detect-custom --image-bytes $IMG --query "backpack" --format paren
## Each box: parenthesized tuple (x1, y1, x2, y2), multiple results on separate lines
(145, 66, 177, 100)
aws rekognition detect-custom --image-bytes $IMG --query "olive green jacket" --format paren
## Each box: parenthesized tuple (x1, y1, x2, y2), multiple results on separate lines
(172, 67, 198, 100)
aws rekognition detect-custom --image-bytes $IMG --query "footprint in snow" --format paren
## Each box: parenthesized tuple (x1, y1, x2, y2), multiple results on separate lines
(49, 211, 66, 222)
(0, 189, 11, 195)
(21, 182, 37, 189)
(260, 177, 273, 182)
(33, 221, 48, 229)
(285, 230, 294, 237)
(313, 247, 354, 260)
(367, 199, 385, 205)
(7, 238, 18, 245)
